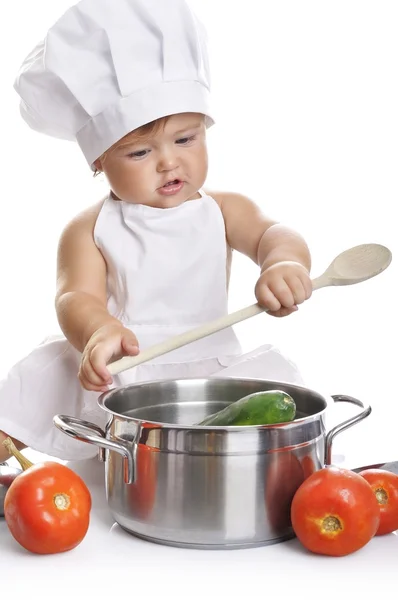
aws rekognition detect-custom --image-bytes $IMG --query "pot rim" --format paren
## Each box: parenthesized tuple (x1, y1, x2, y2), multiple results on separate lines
(97, 376, 329, 430)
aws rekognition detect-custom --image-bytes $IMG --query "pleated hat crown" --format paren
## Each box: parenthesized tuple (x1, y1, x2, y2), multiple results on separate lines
(14, 0, 213, 167)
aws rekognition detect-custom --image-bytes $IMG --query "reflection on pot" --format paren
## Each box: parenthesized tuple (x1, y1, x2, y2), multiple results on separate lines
(265, 450, 305, 533)
(301, 455, 316, 479)
(127, 445, 159, 519)
(126, 423, 160, 520)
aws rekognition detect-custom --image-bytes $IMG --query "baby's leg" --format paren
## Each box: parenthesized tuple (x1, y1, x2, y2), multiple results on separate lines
(0, 430, 26, 462)
(0, 336, 99, 461)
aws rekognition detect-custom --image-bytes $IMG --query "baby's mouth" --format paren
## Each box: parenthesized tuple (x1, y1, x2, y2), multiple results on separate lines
(157, 179, 184, 196)
(162, 179, 180, 187)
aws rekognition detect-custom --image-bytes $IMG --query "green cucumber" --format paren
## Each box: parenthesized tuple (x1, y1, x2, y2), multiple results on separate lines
(196, 390, 296, 426)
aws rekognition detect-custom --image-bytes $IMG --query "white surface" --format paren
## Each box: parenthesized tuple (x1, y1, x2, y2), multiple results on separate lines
(1, 434, 397, 599)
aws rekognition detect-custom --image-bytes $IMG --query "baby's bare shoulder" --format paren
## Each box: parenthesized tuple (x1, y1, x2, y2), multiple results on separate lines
(205, 189, 252, 206)
(59, 198, 105, 242)
(204, 190, 262, 219)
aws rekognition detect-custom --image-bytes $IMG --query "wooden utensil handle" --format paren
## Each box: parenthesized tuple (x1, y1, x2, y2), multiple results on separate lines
(107, 303, 264, 375)
(106, 242, 392, 376)
(107, 272, 331, 375)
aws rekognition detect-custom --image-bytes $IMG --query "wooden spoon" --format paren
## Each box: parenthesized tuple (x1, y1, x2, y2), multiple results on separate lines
(108, 243, 392, 376)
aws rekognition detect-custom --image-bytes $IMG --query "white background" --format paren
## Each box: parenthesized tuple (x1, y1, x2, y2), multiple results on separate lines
(0, 2, 398, 596)
(0, 0, 397, 462)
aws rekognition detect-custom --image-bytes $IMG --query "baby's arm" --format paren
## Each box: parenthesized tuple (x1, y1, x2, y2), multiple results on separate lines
(55, 201, 115, 351)
(212, 191, 312, 316)
(55, 201, 139, 391)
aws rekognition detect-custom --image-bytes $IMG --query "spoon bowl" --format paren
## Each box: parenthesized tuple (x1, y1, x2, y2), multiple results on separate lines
(312, 243, 392, 289)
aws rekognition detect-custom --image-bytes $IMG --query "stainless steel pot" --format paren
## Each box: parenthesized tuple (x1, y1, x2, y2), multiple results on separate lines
(54, 377, 370, 549)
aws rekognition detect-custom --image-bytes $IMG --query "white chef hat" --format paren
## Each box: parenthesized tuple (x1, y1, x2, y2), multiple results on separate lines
(14, 0, 214, 168)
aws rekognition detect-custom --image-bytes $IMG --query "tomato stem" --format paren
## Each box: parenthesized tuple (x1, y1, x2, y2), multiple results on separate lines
(322, 516, 342, 532)
(375, 487, 388, 505)
(2, 437, 34, 471)
(53, 493, 71, 511)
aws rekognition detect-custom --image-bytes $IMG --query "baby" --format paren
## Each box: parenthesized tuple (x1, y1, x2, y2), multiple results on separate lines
(0, 0, 311, 463)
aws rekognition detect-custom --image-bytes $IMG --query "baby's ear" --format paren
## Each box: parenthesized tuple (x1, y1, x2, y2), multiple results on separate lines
(93, 158, 102, 172)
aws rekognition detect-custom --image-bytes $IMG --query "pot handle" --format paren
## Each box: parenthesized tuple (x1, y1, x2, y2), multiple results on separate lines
(324, 395, 371, 466)
(53, 414, 135, 484)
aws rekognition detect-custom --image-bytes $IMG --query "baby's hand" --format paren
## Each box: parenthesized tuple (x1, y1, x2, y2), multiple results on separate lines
(78, 323, 139, 392)
(255, 261, 312, 317)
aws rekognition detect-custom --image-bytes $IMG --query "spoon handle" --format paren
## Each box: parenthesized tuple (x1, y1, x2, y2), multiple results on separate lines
(308, 273, 332, 291)
(107, 303, 264, 375)
(107, 272, 334, 375)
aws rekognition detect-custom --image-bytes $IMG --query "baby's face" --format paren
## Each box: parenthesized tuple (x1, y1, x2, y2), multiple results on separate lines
(96, 113, 208, 208)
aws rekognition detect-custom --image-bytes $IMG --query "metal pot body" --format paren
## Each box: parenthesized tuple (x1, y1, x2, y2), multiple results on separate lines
(54, 377, 370, 549)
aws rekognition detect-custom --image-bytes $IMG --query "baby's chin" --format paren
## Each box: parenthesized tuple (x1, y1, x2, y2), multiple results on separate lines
(128, 192, 201, 209)
(145, 196, 192, 209)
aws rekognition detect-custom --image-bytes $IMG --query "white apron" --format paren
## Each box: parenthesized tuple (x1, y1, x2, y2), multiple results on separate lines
(0, 192, 303, 460)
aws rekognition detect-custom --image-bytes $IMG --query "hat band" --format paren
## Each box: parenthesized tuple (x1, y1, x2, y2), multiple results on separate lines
(76, 79, 214, 167)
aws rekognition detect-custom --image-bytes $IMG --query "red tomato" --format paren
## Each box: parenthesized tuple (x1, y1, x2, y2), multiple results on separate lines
(4, 461, 91, 554)
(291, 466, 380, 556)
(359, 469, 398, 535)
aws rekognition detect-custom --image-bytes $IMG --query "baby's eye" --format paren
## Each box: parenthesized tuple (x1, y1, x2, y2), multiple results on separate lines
(128, 149, 149, 158)
(175, 135, 196, 145)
